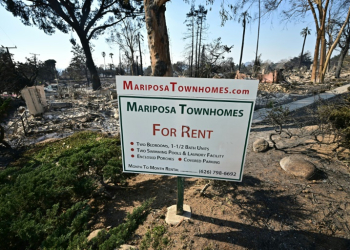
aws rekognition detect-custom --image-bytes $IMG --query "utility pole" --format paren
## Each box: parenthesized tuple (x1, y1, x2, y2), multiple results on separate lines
(1, 45, 17, 67)
(30, 53, 40, 85)
(30, 53, 40, 66)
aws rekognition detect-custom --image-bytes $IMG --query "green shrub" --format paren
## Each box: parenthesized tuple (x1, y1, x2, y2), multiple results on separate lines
(0, 96, 11, 117)
(0, 131, 141, 249)
(90, 199, 154, 250)
(266, 100, 274, 108)
(139, 225, 169, 250)
(317, 96, 350, 150)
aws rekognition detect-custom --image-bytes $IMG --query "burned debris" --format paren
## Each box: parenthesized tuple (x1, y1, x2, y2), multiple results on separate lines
(0, 80, 119, 165)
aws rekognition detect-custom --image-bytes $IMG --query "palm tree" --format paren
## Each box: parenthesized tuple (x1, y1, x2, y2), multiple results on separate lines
(238, 11, 251, 72)
(299, 27, 311, 67)
(102, 52, 106, 75)
(109, 53, 114, 65)
(253, 0, 261, 75)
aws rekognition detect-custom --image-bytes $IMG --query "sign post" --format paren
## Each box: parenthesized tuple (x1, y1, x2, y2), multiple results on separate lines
(116, 76, 258, 221)
(176, 177, 184, 215)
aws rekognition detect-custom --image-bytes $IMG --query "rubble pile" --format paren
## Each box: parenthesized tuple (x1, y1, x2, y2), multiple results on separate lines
(2, 84, 120, 149)
(258, 83, 289, 93)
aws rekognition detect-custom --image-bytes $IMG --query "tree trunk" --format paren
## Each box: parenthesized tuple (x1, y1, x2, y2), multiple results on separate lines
(314, 0, 329, 84)
(254, 0, 261, 74)
(190, 16, 194, 77)
(327, 35, 333, 73)
(335, 44, 349, 78)
(195, 22, 199, 77)
(84, 66, 90, 87)
(239, 20, 246, 72)
(138, 34, 143, 75)
(79, 35, 101, 90)
(318, 27, 327, 83)
(311, 31, 321, 83)
(130, 50, 135, 75)
(198, 17, 203, 76)
(299, 35, 307, 68)
(322, 6, 350, 79)
(103, 57, 106, 77)
(144, 0, 173, 77)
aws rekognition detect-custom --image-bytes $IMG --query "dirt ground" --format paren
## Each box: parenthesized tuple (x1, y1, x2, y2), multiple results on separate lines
(2, 77, 350, 249)
(91, 95, 350, 250)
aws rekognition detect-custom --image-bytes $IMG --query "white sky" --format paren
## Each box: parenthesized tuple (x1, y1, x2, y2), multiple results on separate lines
(0, 0, 318, 70)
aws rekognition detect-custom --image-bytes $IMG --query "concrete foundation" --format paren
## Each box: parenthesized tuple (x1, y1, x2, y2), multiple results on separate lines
(165, 204, 191, 226)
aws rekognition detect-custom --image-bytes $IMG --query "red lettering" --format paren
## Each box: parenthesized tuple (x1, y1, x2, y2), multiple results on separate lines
(219, 87, 223, 93)
(198, 87, 204, 92)
(224, 87, 229, 93)
(164, 85, 169, 91)
(198, 130, 205, 138)
(191, 129, 198, 138)
(192, 86, 198, 92)
(184, 86, 192, 92)
(140, 85, 144, 90)
(148, 85, 152, 90)
(161, 128, 169, 136)
(181, 126, 213, 139)
(153, 124, 160, 136)
(170, 82, 177, 91)
(135, 84, 139, 90)
(182, 126, 190, 138)
(153, 124, 177, 137)
(212, 87, 218, 93)
(123, 81, 133, 90)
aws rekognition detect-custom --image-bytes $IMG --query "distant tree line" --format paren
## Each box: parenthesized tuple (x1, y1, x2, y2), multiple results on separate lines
(0, 48, 57, 94)
(2, 0, 350, 90)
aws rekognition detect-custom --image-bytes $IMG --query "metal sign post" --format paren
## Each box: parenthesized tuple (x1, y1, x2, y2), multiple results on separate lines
(176, 177, 184, 215)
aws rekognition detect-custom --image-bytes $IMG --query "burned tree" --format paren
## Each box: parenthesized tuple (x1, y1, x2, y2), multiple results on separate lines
(335, 19, 350, 78)
(183, 4, 196, 77)
(209, 0, 350, 83)
(238, 11, 251, 71)
(1, 0, 143, 90)
(144, 0, 172, 76)
(299, 27, 311, 68)
(107, 19, 142, 76)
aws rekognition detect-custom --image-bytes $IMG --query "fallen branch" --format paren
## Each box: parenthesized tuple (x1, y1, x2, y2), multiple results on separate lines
(175, 218, 184, 227)
(200, 183, 211, 196)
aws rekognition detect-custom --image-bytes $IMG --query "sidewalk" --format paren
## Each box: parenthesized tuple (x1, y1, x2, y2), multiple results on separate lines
(252, 83, 350, 123)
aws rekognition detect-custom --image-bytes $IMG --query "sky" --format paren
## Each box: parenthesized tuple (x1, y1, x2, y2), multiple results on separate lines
(0, 0, 318, 71)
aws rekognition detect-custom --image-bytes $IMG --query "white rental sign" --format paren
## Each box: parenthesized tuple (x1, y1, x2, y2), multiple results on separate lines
(116, 76, 258, 181)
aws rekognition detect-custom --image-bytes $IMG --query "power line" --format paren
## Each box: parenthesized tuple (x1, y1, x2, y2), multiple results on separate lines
(0, 25, 16, 46)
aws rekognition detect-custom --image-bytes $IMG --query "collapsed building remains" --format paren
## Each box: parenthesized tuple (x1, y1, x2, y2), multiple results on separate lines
(1, 81, 120, 156)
